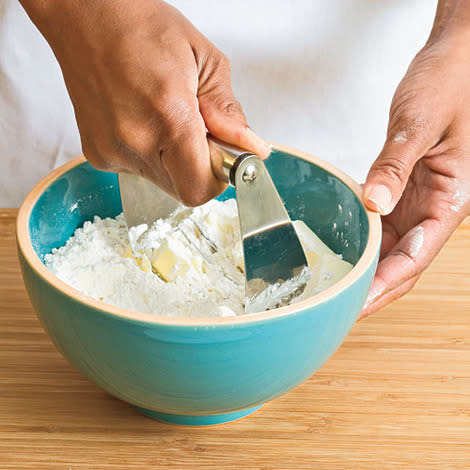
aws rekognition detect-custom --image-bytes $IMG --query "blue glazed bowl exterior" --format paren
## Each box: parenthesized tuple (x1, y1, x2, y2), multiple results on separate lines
(17, 146, 381, 422)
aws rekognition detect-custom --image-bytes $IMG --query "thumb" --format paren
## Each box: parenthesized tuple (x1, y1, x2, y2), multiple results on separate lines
(363, 119, 438, 215)
(197, 56, 271, 159)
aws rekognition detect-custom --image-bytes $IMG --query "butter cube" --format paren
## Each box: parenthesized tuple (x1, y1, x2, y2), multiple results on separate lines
(150, 237, 191, 282)
(293, 220, 353, 296)
(232, 238, 244, 272)
(316, 253, 353, 291)
(124, 246, 152, 273)
(206, 215, 238, 248)
(305, 250, 320, 271)
(293, 220, 335, 257)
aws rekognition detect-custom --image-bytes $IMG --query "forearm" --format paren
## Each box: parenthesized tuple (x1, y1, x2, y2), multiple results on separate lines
(18, 0, 96, 56)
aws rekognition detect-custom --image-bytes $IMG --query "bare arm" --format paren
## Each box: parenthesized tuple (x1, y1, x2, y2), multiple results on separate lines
(361, 0, 470, 317)
(18, 0, 270, 206)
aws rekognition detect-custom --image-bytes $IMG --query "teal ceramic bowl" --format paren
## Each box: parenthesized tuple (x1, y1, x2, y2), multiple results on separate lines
(17, 144, 381, 426)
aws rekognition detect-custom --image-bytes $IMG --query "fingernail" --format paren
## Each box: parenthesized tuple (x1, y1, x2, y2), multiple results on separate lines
(365, 184, 393, 215)
(245, 128, 271, 158)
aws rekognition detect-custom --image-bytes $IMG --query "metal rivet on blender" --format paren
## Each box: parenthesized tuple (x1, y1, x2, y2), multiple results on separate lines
(242, 164, 257, 183)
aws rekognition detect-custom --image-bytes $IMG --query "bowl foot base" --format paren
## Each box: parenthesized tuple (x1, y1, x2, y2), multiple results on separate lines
(134, 404, 263, 426)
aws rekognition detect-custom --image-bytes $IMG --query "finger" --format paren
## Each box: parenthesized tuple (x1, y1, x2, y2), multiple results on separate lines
(363, 114, 443, 216)
(361, 217, 453, 315)
(380, 220, 400, 259)
(111, 116, 179, 197)
(198, 53, 271, 158)
(69, 82, 117, 173)
(159, 93, 227, 207)
(359, 274, 420, 320)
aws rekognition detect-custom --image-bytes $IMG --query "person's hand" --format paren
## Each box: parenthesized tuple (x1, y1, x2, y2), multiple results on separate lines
(360, 26, 470, 318)
(20, 0, 270, 206)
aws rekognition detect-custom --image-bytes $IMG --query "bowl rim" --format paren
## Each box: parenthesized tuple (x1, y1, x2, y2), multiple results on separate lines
(17, 143, 381, 327)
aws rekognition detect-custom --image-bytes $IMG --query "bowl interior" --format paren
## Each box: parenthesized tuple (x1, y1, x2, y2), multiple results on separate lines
(29, 149, 369, 266)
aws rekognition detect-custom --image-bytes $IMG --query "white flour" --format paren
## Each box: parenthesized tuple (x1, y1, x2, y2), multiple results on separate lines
(45, 199, 353, 317)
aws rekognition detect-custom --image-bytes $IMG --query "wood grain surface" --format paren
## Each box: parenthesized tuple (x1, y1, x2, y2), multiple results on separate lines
(1, 209, 469, 470)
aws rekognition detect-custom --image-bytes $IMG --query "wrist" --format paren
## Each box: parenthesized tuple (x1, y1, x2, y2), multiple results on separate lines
(19, 0, 66, 29)
(429, 0, 470, 45)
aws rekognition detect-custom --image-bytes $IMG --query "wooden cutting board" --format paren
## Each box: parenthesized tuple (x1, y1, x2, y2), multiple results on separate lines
(1, 209, 469, 470)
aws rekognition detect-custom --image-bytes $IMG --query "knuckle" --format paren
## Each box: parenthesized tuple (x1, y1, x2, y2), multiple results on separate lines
(198, 49, 245, 120)
(207, 91, 245, 119)
(163, 114, 194, 143)
(177, 185, 210, 207)
(114, 122, 139, 151)
(82, 140, 109, 171)
(114, 120, 153, 156)
(392, 247, 419, 269)
(389, 89, 433, 147)
(389, 111, 429, 143)
(151, 77, 194, 109)
(220, 98, 243, 116)
(152, 85, 180, 110)
(374, 157, 409, 183)
(82, 137, 129, 173)
(207, 48, 231, 72)
(153, 93, 195, 131)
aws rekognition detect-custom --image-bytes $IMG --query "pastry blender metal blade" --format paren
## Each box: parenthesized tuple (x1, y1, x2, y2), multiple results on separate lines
(118, 137, 310, 313)
(210, 139, 310, 313)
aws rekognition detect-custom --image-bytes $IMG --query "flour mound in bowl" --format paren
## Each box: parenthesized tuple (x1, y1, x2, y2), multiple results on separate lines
(44, 199, 353, 318)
